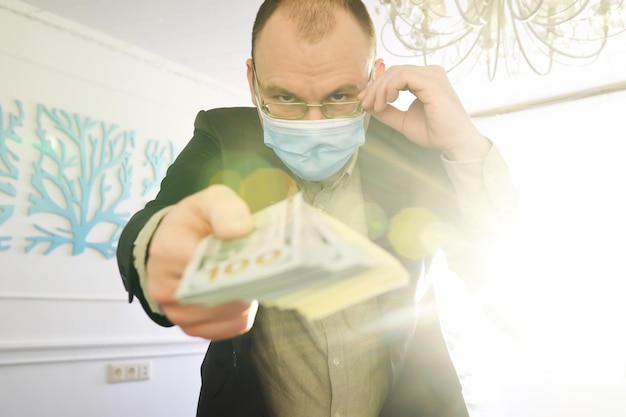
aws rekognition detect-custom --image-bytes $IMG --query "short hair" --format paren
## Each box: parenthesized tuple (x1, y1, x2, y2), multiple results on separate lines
(251, 0, 376, 59)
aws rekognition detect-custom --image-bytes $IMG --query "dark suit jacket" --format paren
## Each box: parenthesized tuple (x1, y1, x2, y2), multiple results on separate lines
(117, 107, 469, 417)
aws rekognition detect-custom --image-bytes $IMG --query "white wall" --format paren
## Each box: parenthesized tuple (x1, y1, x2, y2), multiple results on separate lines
(2, 1, 625, 416)
(0, 4, 249, 417)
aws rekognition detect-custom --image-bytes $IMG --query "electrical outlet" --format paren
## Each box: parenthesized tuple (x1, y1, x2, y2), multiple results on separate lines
(137, 362, 151, 380)
(107, 364, 125, 383)
(124, 364, 139, 380)
(107, 362, 151, 383)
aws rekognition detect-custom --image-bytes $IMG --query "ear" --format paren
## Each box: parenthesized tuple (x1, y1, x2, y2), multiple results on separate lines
(246, 59, 257, 106)
(373, 58, 385, 80)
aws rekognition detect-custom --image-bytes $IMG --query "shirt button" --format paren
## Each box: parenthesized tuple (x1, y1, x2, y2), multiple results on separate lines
(317, 204, 324, 211)
(332, 357, 341, 366)
(334, 412, 343, 417)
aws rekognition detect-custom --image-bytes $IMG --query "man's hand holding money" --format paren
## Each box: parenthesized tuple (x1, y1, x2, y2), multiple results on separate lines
(146, 185, 259, 341)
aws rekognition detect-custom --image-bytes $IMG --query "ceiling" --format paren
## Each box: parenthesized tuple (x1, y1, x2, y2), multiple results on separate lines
(11, 0, 626, 115)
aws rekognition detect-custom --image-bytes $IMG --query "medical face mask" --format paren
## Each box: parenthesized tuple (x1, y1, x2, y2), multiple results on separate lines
(261, 112, 367, 182)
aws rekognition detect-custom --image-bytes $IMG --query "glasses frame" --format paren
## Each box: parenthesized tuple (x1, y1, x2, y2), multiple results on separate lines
(252, 64, 365, 120)
(260, 101, 363, 120)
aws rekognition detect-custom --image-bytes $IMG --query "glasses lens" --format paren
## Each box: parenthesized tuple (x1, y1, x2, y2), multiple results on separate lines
(265, 103, 307, 119)
(323, 102, 362, 117)
(263, 101, 362, 119)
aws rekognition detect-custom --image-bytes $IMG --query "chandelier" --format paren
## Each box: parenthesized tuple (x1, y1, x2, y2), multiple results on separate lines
(377, 0, 626, 80)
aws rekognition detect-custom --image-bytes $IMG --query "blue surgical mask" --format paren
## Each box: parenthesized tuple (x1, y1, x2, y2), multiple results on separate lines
(261, 112, 366, 181)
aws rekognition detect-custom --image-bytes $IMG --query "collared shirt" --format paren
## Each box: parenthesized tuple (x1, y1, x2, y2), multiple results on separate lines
(251, 151, 391, 417)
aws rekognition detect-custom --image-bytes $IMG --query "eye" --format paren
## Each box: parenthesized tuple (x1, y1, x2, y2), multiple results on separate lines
(327, 93, 352, 103)
(274, 95, 297, 103)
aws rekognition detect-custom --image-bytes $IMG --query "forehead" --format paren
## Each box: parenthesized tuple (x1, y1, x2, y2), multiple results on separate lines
(253, 8, 373, 92)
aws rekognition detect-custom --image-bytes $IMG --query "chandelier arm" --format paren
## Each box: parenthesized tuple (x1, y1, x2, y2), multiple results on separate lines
(380, 22, 428, 58)
(382, 21, 432, 59)
(395, 9, 479, 42)
(440, 31, 486, 73)
(505, 0, 544, 22)
(486, 0, 504, 81)
(536, 0, 594, 26)
(505, 0, 593, 25)
(388, 14, 477, 54)
(511, 18, 553, 75)
(388, 18, 437, 59)
(390, 17, 432, 54)
(453, 0, 490, 26)
(419, 25, 478, 50)
(527, 22, 609, 59)
(608, 26, 626, 37)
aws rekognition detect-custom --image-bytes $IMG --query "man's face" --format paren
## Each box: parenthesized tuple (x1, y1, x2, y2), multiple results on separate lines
(247, 9, 378, 121)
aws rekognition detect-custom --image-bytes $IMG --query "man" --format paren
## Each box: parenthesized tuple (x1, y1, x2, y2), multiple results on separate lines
(117, 1, 516, 416)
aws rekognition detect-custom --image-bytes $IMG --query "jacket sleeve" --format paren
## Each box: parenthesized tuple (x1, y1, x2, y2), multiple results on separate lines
(116, 110, 224, 326)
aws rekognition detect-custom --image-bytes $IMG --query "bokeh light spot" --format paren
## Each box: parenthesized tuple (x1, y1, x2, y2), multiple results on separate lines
(388, 207, 445, 259)
(240, 167, 296, 213)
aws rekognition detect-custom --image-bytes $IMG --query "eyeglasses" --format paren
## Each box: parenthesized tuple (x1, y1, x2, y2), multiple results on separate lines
(260, 101, 363, 120)
(252, 65, 364, 120)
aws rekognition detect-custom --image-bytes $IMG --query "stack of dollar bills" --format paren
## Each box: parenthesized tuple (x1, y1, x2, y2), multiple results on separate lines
(176, 192, 409, 320)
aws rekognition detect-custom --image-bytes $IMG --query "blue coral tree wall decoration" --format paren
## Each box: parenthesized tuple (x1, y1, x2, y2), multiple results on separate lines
(0, 100, 24, 251)
(26, 104, 135, 258)
(142, 139, 176, 197)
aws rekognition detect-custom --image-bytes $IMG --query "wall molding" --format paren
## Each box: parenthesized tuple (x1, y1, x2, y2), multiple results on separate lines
(470, 80, 626, 118)
(0, 337, 209, 366)
(0, 292, 127, 302)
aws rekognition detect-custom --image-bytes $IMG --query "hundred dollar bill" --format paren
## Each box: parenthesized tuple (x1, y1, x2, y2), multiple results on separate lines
(176, 193, 304, 304)
(176, 192, 410, 319)
(266, 208, 409, 319)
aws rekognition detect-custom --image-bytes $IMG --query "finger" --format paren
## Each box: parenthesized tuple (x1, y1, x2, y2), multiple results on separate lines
(196, 185, 254, 240)
(367, 102, 406, 133)
(151, 185, 252, 268)
(363, 72, 408, 112)
(175, 301, 259, 340)
(148, 187, 253, 310)
(162, 300, 255, 327)
(182, 314, 255, 341)
(367, 75, 394, 112)
(359, 71, 390, 109)
(146, 268, 183, 304)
